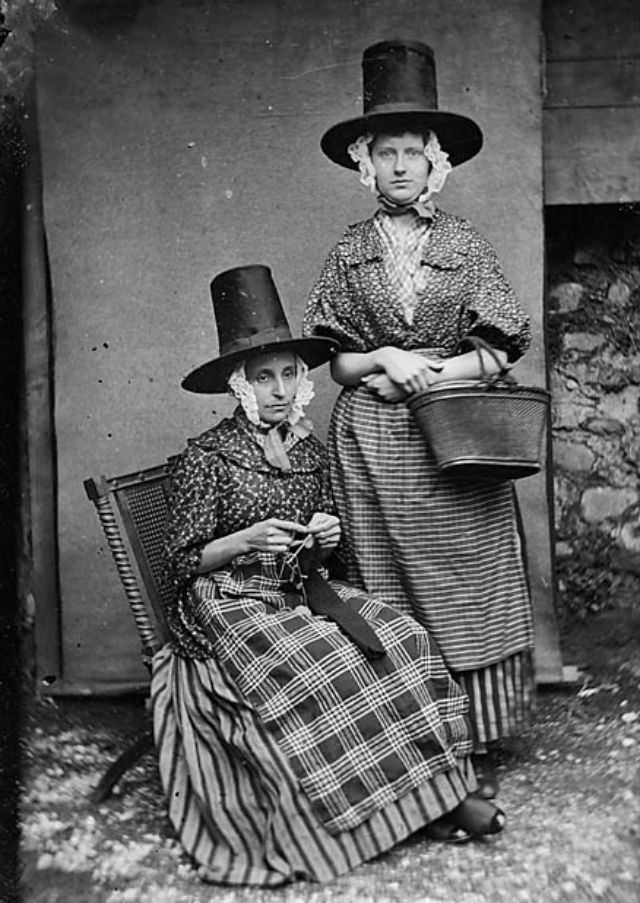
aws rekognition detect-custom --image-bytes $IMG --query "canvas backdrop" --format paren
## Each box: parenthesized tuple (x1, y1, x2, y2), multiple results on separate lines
(34, 0, 556, 687)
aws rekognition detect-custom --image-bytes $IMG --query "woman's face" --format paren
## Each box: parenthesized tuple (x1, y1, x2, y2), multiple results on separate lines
(245, 350, 298, 425)
(370, 131, 430, 204)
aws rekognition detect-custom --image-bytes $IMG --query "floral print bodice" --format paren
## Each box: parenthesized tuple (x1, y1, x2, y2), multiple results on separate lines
(162, 407, 333, 658)
(303, 207, 531, 363)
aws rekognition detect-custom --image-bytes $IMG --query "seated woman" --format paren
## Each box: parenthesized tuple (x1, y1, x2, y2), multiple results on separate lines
(151, 264, 504, 887)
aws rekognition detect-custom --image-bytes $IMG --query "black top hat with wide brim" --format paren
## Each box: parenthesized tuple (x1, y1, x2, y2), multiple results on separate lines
(182, 265, 338, 394)
(321, 40, 483, 169)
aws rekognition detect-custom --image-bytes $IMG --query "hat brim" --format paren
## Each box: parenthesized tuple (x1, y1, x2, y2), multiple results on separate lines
(321, 109, 483, 169)
(181, 336, 339, 394)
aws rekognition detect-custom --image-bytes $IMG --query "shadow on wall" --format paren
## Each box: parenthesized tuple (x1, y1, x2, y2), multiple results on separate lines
(57, 0, 144, 31)
(545, 203, 640, 620)
(0, 97, 24, 903)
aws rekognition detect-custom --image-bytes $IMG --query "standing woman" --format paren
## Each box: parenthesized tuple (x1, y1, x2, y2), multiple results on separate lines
(303, 40, 535, 798)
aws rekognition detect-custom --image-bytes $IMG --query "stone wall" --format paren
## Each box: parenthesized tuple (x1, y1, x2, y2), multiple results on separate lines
(546, 204, 640, 618)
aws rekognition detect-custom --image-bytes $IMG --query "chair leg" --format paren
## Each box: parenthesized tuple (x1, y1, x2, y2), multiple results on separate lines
(90, 729, 155, 805)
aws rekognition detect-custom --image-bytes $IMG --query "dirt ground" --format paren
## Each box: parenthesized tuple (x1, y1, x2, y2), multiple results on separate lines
(17, 608, 640, 903)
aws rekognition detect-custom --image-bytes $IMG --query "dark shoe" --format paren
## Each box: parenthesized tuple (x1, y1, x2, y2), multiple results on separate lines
(424, 816, 472, 845)
(449, 795, 506, 838)
(472, 753, 499, 799)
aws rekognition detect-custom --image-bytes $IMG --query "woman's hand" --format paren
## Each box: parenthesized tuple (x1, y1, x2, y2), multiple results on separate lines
(306, 512, 341, 552)
(361, 372, 408, 403)
(376, 347, 443, 394)
(242, 518, 308, 555)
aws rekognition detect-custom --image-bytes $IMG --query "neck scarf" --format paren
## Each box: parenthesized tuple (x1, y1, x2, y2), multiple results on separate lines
(377, 192, 435, 221)
(260, 418, 313, 472)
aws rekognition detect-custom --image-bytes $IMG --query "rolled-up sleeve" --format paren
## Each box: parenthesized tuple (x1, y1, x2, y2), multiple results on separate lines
(459, 236, 531, 363)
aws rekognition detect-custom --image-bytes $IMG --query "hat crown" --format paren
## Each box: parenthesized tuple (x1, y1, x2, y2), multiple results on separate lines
(363, 40, 437, 116)
(212, 265, 292, 357)
(320, 38, 483, 170)
(182, 265, 338, 393)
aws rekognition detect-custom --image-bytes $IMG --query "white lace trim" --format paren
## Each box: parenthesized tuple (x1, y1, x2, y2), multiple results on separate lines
(423, 132, 452, 196)
(347, 130, 452, 199)
(228, 365, 261, 425)
(347, 133, 377, 191)
(289, 359, 315, 425)
(227, 356, 314, 428)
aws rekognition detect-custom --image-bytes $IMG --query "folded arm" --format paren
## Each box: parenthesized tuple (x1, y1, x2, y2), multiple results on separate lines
(332, 345, 507, 398)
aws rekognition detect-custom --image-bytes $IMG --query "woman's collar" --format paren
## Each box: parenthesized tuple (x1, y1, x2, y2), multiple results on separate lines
(377, 193, 435, 221)
(233, 404, 311, 437)
(229, 406, 321, 472)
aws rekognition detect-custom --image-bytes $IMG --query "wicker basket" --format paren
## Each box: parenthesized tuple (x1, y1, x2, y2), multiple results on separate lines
(406, 338, 550, 482)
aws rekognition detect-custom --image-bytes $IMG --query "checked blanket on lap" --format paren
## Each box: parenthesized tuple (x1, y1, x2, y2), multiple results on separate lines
(191, 559, 472, 833)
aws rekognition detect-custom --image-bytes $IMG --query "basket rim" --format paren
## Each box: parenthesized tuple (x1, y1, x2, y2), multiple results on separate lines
(438, 455, 542, 468)
(407, 382, 550, 404)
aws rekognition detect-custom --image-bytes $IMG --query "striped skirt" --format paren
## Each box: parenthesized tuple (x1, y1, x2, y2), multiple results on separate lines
(453, 651, 535, 747)
(151, 645, 476, 886)
(328, 386, 535, 745)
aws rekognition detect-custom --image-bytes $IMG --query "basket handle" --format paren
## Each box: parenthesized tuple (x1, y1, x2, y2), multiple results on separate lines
(457, 334, 516, 388)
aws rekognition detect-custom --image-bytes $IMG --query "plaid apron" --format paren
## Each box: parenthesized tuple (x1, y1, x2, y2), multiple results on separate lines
(189, 556, 472, 834)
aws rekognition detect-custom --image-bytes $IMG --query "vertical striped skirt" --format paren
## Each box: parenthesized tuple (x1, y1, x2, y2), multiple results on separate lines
(150, 645, 476, 886)
(453, 651, 535, 747)
(328, 387, 536, 746)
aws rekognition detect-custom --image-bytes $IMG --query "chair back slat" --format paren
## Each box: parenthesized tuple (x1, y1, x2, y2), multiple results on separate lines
(85, 460, 177, 663)
(114, 476, 173, 637)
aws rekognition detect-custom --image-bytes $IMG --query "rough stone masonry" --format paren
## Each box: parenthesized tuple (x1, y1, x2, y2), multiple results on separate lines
(545, 204, 640, 619)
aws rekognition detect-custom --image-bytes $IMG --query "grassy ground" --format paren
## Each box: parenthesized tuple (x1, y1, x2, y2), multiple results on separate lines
(18, 608, 640, 903)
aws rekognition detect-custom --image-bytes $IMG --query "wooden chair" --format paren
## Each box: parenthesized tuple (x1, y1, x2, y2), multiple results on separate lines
(83, 459, 176, 803)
